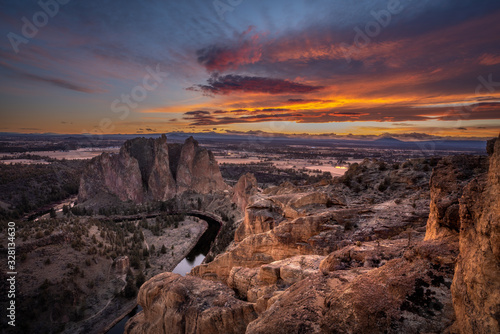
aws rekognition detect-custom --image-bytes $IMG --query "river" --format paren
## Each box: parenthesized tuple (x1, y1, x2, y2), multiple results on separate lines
(106, 213, 220, 334)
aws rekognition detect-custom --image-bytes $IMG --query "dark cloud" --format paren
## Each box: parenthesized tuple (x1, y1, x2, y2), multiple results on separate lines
(184, 110, 211, 116)
(287, 98, 325, 104)
(182, 110, 304, 126)
(329, 111, 364, 116)
(260, 108, 290, 112)
(183, 110, 216, 125)
(196, 42, 262, 73)
(190, 3, 500, 102)
(189, 74, 323, 95)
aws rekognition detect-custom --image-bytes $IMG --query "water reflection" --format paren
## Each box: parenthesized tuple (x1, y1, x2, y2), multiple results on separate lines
(172, 253, 205, 275)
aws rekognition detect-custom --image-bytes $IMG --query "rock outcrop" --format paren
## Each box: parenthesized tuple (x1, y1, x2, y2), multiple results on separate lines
(424, 155, 487, 240)
(79, 135, 228, 203)
(192, 160, 432, 284)
(232, 173, 259, 210)
(192, 207, 357, 284)
(451, 136, 500, 334)
(246, 240, 457, 334)
(176, 136, 228, 194)
(124, 272, 257, 334)
(114, 256, 130, 275)
(78, 143, 145, 203)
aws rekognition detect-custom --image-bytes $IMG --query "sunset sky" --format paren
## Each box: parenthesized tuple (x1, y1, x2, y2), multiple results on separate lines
(1, 0, 500, 139)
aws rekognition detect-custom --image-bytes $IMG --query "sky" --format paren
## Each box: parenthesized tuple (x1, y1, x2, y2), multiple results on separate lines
(1, 0, 500, 140)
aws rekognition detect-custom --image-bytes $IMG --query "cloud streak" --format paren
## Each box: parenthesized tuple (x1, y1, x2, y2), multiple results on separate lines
(188, 74, 324, 95)
(180, 101, 500, 126)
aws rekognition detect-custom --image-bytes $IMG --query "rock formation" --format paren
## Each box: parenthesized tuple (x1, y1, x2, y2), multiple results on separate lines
(424, 155, 487, 240)
(79, 135, 228, 204)
(451, 136, 500, 333)
(232, 173, 259, 210)
(247, 240, 457, 334)
(124, 272, 257, 334)
(176, 136, 228, 194)
(192, 159, 432, 285)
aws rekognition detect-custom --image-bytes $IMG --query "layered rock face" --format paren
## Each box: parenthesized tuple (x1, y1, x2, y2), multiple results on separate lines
(424, 155, 487, 240)
(176, 136, 228, 194)
(248, 240, 458, 334)
(192, 159, 432, 285)
(232, 173, 259, 210)
(78, 144, 145, 203)
(79, 135, 227, 203)
(451, 137, 500, 334)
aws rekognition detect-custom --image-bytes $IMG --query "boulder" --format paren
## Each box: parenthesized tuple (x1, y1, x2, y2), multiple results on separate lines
(124, 272, 257, 334)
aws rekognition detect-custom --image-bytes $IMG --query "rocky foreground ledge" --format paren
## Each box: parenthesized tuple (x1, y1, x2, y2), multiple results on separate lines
(126, 136, 499, 334)
(125, 272, 257, 334)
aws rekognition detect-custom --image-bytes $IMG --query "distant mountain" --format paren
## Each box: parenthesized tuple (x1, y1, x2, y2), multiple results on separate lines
(373, 137, 403, 143)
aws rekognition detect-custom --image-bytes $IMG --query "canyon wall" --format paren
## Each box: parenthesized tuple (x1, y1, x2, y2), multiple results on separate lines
(424, 155, 487, 240)
(451, 137, 500, 333)
(78, 135, 228, 203)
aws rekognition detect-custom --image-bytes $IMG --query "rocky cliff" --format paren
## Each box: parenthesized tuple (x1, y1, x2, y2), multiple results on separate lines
(176, 136, 228, 194)
(232, 173, 259, 210)
(424, 155, 487, 240)
(126, 148, 499, 333)
(79, 135, 228, 203)
(125, 272, 257, 334)
(451, 136, 500, 334)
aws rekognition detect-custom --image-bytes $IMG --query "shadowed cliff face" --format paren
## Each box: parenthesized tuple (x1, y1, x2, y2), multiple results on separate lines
(424, 155, 487, 240)
(451, 136, 500, 334)
(78, 135, 228, 203)
(176, 136, 228, 194)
